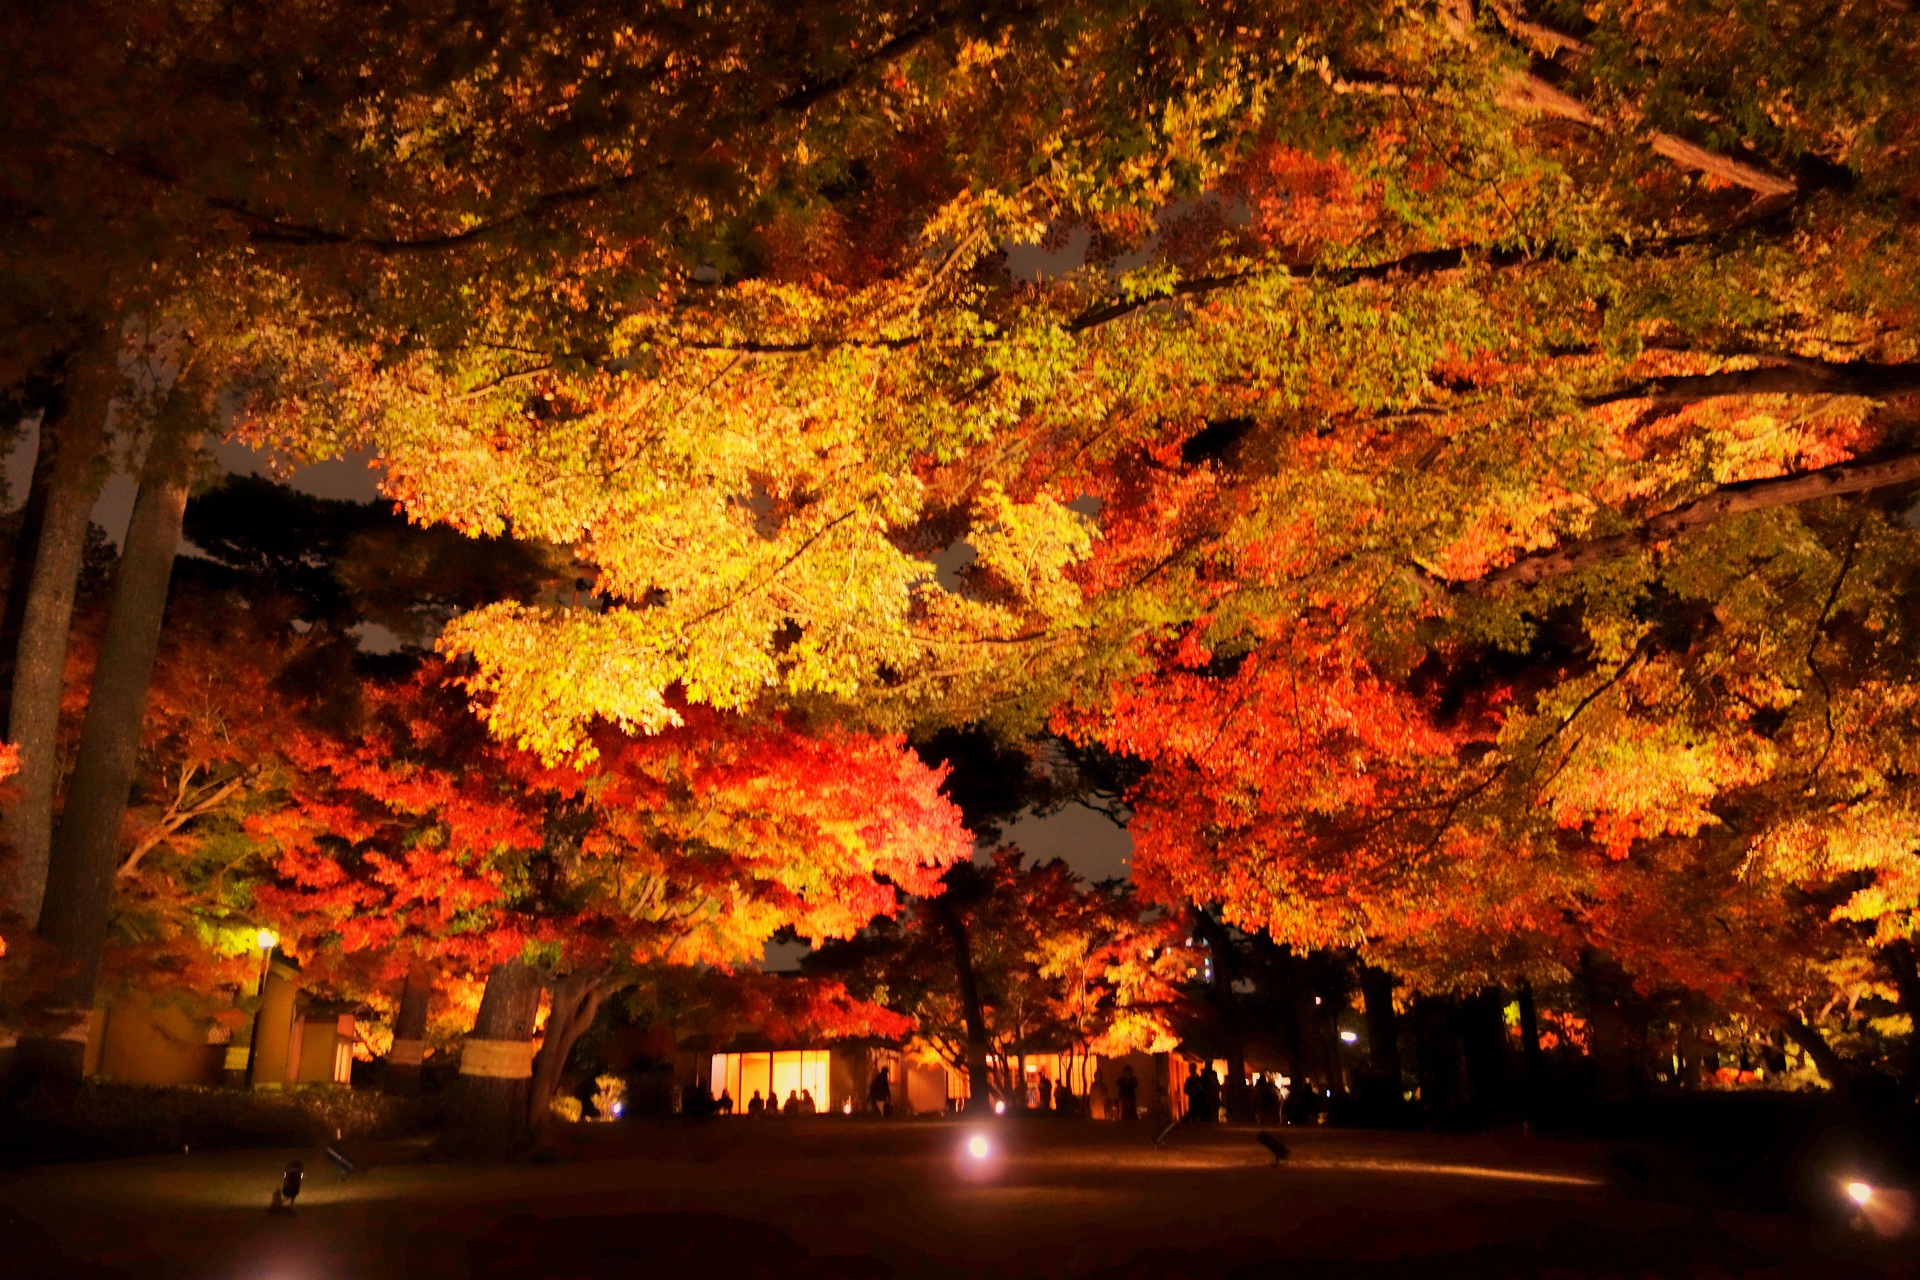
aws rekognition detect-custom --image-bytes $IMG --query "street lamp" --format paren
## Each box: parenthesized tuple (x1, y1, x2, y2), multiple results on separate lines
(240, 927, 279, 1089)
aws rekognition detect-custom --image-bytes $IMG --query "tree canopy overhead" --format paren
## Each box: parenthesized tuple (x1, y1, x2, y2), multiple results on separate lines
(8, 0, 1920, 1112)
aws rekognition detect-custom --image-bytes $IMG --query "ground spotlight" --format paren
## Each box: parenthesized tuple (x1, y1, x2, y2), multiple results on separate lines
(967, 1134, 991, 1160)
(1847, 1180, 1874, 1206)
(993, 1099, 1006, 1115)
(1339, 1030, 1359, 1044)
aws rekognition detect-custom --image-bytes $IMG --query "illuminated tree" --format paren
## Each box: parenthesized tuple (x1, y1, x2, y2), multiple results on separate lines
(810, 848, 1184, 1106)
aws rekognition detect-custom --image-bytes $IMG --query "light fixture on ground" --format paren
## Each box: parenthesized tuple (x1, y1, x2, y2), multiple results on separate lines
(967, 1134, 991, 1160)
(1339, 1030, 1359, 1044)
(1848, 1181, 1874, 1206)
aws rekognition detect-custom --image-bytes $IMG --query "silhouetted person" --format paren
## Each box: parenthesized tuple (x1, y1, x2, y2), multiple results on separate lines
(783, 1089, 800, 1115)
(1182, 1069, 1203, 1121)
(868, 1067, 893, 1116)
(1117, 1065, 1139, 1121)
(747, 1090, 765, 1116)
(1254, 1075, 1282, 1125)
(718, 1090, 734, 1115)
(799, 1088, 817, 1115)
(1198, 1066, 1221, 1123)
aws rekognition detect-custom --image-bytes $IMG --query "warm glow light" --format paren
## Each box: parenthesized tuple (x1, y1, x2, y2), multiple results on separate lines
(1847, 1181, 1874, 1206)
(993, 1099, 1006, 1115)
(967, 1135, 991, 1160)
(255, 928, 278, 951)
(1340, 1030, 1359, 1043)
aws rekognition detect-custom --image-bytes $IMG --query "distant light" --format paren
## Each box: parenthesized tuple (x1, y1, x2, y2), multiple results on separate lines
(1847, 1180, 1874, 1206)
(842, 1099, 852, 1114)
(255, 929, 278, 951)
(967, 1135, 991, 1160)
(611, 1102, 623, 1118)
(993, 1099, 1006, 1115)
(1340, 1030, 1360, 1044)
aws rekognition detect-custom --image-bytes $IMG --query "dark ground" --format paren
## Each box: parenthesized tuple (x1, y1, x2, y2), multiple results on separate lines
(1, 1119, 1912, 1279)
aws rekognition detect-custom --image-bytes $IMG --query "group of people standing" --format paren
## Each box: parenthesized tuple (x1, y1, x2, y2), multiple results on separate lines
(1178, 1066, 1298, 1124)
(719, 1087, 822, 1116)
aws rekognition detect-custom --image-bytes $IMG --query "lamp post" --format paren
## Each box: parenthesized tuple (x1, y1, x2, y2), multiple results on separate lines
(237, 929, 278, 1088)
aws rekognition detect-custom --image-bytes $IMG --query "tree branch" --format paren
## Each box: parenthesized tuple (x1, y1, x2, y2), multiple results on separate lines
(1465, 450, 1920, 593)
(1589, 358, 1920, 407)
(1781, 1013, 1855, 1088)
(119, 773, 248, 877)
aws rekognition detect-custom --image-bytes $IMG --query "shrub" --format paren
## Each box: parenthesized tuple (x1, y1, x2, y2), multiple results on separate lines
(2, 1082, 440, 1166)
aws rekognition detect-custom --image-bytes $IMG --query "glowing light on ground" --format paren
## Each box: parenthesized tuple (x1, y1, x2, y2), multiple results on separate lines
(967, 1135, 991, 1160)
(1847, 1181, 1874, 1205)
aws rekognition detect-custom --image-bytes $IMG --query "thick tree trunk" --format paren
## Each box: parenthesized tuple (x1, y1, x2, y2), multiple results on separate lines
(385, 959, 434, 1095)
(1192, 908, 1252, 1121)
(933, 898, 994, 1113)
(1458, 987, 1510, 1112)
(3, 341, 115, 927)
(1880, 942, 1920, 1097)
(1579, 949, 1641, 1103)
(19, 427, 192, 1081)
(1781, 1014, 1855, 1090)
(1515, 979, 1548, 1101)
(0, 405, 58, 726)
(527, 969, 617, 1127)
(1360, 964, 1403, 1096)
(1412, 996, 1464, 1112)
(443, 958, 543, 1159)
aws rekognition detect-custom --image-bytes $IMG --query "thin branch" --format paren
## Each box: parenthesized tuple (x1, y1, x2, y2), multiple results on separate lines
(120, 773, 248, 877)
(678, 509, 857, 631)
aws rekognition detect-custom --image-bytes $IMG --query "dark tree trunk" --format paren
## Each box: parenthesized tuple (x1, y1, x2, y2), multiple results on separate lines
(1579, 949, 1640, 1103)
(3, 340, 114, 927)
(1881, 941, 1920, 1096)
(933, 897, 994, 1113)
(1782, 1014, 1855, 1090)
(21, 427, 192, 1080)
(1317, 967, 1352, 1103)
(1360, 964, 1403, 1104)
(1292, 980, 1332, 1098)
(443, 958, 543, 1158)
(1458, 987, 1510, 1113)
(1412, 996, 1463, 1112)
(0, 400, 59, 725)
(1192, 907, 1253, 1121)
(527, 969, 618, 1127)
(1515, 979, 1548, 1101)
(385, 959, 434, 1095)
